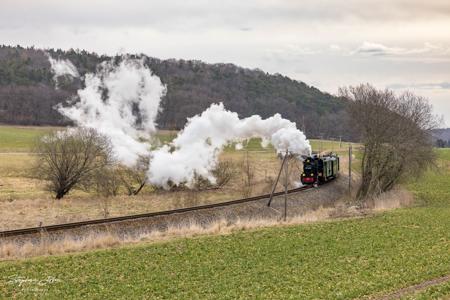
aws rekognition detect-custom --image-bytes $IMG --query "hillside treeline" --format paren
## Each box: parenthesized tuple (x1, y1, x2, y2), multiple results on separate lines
(0, 45, 353, 139)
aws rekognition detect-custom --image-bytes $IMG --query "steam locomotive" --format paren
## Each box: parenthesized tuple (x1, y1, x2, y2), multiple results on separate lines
(300, 153, 339, 186)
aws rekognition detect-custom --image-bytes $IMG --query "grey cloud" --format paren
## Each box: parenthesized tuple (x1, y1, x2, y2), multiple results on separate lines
(353, 42, 445, 57)
(353, 42, 399, 56)
(388, 82, 450, 90)
(1, 0, 450, 124)
(2, 0, 450, 31)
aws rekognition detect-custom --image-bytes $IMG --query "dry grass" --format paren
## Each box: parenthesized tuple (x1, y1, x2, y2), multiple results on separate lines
(364, 188, 415, 211)
(0, 205, 338, 260)
(0, 151, 287, 230)
(0, 158, 413, 261)
(0, 132, 353, 231)
(0, 146, 365, 234)
(0, 187, 411, 261)
(0, 177, 49, 200)
(0, 153, 36, 177)
(0, 189, 237, 230)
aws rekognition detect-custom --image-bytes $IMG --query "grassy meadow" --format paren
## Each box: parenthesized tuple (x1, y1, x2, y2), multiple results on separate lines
(0, 149, 449, 299)
(0, 125, 350, 154)
(0, 126, 57, 152)
(0, 126, 351, 190)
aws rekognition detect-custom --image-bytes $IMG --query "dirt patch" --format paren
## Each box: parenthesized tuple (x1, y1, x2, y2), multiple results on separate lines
(375, 274, 450, 300)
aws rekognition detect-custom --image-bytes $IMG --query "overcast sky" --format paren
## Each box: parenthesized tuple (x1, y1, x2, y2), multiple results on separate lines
(1, 0, 449, 126)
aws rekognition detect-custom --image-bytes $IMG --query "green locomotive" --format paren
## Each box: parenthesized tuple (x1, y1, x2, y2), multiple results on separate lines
(301, 153, 339, 186)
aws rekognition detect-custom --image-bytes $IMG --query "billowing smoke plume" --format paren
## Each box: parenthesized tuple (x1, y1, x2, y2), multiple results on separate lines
(49, 56, 310, 188)
(56, 58, 166, 166)
(148, 103, 311, 188)
(47, 54, 79, 84)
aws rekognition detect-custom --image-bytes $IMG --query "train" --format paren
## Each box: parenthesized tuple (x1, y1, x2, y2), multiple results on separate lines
(300, 153, 339, 186)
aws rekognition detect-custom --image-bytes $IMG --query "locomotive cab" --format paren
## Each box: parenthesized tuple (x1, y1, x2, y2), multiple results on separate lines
(301, 157, 316, 184)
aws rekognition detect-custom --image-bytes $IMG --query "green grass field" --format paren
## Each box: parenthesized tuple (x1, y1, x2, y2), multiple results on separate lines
(0, 125, 353, 154)
(0, 126, 177, 153)
(404, 281, 450, 299)
(406, 149, 450, 207)
(0, 150, 449, 298)
(0, 126, 57, 152)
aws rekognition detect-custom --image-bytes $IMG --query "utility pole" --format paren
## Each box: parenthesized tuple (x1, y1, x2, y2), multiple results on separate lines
(348, 144, 352, 196)
(267, 149, 289, 207)
(320, 134, 323, 155)
(301, 116, 306, 133)
(284, 152, 289, 221)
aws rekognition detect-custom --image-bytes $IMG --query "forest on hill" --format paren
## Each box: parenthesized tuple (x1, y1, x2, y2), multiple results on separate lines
(0, 45, 353, 139)
(433, 128, 450, 147)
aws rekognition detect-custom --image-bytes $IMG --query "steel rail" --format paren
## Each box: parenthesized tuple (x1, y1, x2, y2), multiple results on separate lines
(0, 185, 317, 239)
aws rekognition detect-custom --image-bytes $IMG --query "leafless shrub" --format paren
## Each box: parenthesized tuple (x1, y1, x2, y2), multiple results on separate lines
(364, 188, 414, 211)
(263, 176, 276, 194)
(118, 156, 149, 196)
(191, 160, 236, 191)
(340, 84, 439, 200)
(212, 160, 235, 188)
(185, 188, 200, 206)
(100, 197, 111, 218)
(34, 128, 114, 199)
(191, 174, 210, 191)
(280, 156, 302, 189)
(239, 151, 255, 197)
(87, 167, 121, 198)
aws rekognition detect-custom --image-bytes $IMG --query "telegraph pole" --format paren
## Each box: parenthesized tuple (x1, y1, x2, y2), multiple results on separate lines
(348, 144, 352, 196)
(267, 149, 289, 207)
(319, 134, 323, 155)
(284, 152, 289, 221)
(301, 115, 306, 133)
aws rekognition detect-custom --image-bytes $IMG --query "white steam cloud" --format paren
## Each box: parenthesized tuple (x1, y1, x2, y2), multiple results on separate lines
(50, 57, 310, 188)
(56, 58, 166, 166)
(148, 103, 311, 188)
(47, 54, 79, 83)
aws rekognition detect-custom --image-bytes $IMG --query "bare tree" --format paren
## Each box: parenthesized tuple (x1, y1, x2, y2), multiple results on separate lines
(34, 128, 113, 199)
(340, 84, 439, 200)
(97, 196, 111, 218)
(192, 160, 236, 191)
(212, 160, 235, 188)
(118, 156, 149, 196)
(240, 151, 255, 197)
(280, 155, 301, 189)
(88, 167, 121, 198)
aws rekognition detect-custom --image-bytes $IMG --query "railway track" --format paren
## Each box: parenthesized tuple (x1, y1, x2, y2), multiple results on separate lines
(0, 185, 315, 239)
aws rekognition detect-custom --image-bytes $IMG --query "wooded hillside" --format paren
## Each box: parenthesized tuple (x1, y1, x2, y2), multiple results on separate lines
(0, 45, 352, 139)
